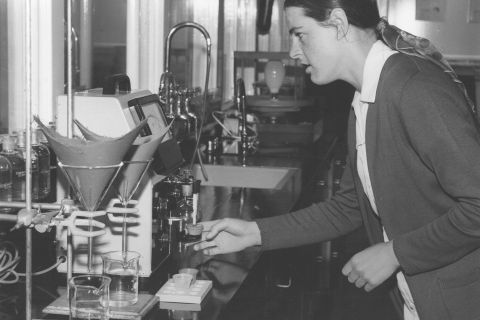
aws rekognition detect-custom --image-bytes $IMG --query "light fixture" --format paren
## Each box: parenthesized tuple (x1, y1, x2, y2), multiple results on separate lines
(264, 60, 285, 100)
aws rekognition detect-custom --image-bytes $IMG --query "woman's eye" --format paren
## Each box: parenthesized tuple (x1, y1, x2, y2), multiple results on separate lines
(295, 33, 304, 40)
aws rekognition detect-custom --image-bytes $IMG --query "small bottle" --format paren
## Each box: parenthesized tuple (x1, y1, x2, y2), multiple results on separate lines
(184, 180, 203, 241)
(0, 154, 12, 213)
(32, 129, 51, 200)
(172, 92, 189, 141)
(16, 132, 40, 201)
(1, 136, 26, 202)
(191, 179, 201, 224)
(178, 181, 194, 238)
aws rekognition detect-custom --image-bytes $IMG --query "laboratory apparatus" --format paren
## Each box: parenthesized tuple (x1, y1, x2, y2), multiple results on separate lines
(55, 75, 183, 276)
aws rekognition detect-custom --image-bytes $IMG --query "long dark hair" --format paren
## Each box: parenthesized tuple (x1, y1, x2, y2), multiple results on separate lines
(283, 0, 380, 29)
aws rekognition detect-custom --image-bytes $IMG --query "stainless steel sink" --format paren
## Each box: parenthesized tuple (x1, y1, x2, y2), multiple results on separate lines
(192, 164, 299, 190)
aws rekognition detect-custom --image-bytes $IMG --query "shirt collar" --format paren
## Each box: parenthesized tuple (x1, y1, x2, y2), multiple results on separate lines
(360, 40, 397, 103)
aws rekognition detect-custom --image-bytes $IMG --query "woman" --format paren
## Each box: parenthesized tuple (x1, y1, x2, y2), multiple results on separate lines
(195, 1, 480, 319)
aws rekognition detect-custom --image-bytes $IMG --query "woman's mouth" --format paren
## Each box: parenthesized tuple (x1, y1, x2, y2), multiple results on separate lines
(305, 65, 312, 74)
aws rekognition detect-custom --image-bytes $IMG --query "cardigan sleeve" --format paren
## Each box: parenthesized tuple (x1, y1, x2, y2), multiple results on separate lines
(256, 157, 363, 250)
(391, 71, 480, 275)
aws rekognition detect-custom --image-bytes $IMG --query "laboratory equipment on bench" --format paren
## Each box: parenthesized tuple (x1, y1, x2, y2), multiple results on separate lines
(38, 116, 160, 319)
(36, 116, 146, 273)
(156, 266, 212, 305)
(69, 275, 111, 320)
(102, 250, 140, 307)
(75, 119, 163, 254)
(75, 118, 163, 308)
(55, 74, 184, 276)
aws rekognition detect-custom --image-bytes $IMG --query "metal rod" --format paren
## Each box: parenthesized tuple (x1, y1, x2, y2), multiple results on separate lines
(66, 0, 74, 287)
(120, 160, 151, 254)
(0, 214, 17, 222)
(79, 0, 92, 89)
(0, 201, 62, 210)
(24, 0, 32, 318)
(122, 215, 127, 252)
(87, 225, 93, 273)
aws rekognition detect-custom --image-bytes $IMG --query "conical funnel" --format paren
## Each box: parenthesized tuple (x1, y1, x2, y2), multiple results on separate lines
(116, 135, 163, 202)
(75, 119, 169, 202)
(73, 119, 120, 142)
(34, 116, 148, 211)
(58, 162, 123, 211)
(35, 116, 147, 166)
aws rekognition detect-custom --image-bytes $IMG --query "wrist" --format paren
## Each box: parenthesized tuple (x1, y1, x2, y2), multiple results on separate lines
(387, 240, 400, 269)
(248, 221, 262, 246)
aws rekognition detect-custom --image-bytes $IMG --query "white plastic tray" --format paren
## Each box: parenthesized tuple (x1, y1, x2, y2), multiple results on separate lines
(156, 279, 212, 304)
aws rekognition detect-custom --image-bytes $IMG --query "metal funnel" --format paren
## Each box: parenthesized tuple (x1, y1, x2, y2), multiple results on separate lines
(34, 116, 148, 211)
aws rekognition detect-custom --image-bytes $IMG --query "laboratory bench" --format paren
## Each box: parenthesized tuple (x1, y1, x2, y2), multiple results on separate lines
(0, 141, 399, 320)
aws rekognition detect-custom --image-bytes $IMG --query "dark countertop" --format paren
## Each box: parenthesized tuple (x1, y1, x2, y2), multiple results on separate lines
(142, 154, 308, 319)
(1, 153, 313, 319)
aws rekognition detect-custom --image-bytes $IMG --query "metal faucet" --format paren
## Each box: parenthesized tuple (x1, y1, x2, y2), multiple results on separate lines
(164, 22, 211, 75)
(184, 89, 199, 138)
(235, 79, 248, 166)
(159, 21, 212, 132)
(158, 72, 177, 121)
(160, 21, 212, 178)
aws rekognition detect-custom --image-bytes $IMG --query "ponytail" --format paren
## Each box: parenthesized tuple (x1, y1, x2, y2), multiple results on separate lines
(377, 18, 480, 128)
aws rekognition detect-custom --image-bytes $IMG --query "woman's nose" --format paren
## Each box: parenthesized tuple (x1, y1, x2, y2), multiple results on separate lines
(289, 39, 302, 60)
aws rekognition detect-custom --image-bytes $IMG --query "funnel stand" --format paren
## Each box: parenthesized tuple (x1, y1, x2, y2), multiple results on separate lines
(58, 161, 123, 273)
(118, 159, 152, 205)
(111, 159, 152, 253)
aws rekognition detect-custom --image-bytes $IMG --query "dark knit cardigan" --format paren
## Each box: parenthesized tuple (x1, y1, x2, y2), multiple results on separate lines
(256, 53, 480, 320)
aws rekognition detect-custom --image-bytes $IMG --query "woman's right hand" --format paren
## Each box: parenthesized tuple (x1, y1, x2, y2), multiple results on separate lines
(193, 218, 261, 255)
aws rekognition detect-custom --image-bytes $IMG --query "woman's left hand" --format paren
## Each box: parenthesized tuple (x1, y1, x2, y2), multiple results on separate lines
(342, 241, 400, 292)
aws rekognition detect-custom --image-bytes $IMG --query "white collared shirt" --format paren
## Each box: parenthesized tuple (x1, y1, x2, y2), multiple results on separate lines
(351, 40, 419, 320)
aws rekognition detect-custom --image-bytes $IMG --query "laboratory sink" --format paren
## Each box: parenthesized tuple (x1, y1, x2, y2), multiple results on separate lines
(192, 163, 300, 190)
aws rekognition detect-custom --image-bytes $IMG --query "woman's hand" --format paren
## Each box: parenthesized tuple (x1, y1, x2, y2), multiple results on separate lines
(193, 218, 261, 255)
(342, 241, 400, 292)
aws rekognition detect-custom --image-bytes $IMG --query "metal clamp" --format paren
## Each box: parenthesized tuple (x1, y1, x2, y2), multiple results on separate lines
(60, 210, 107, 238)
(106, 198, 139, 224)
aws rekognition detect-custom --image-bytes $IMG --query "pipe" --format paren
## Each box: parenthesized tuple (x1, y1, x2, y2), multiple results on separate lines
(67, 0, 74, 139)
(0, 201, 62, 210)
(164, 22, 211, 75)
(24, 0, 32, 318)
(0, 214, 17, 222)
(161, 22, 212, 176)
(79, 0, 92, 89)
(66, 0, 74, 289)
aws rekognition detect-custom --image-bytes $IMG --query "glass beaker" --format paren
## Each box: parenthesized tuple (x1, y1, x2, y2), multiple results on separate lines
(102, 251, 140, 307)
(69, 274, 110, 320)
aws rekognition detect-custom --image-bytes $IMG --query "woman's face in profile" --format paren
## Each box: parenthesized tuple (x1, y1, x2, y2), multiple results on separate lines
(285, 6, 344, 85)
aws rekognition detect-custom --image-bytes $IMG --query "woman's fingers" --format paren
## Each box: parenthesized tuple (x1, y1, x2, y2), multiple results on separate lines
(201, 245, 222, 256)
(354, 278, 367, 289)
(193, 240, 227, 255)
(194, 218, 251, 255)
(203, 219, 232, 240)
(198, 220, 218, 233)
(193, 239, 216, 251)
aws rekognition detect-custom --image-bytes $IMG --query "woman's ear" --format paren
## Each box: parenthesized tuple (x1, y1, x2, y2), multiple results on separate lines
(328, 8, 349, 40)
